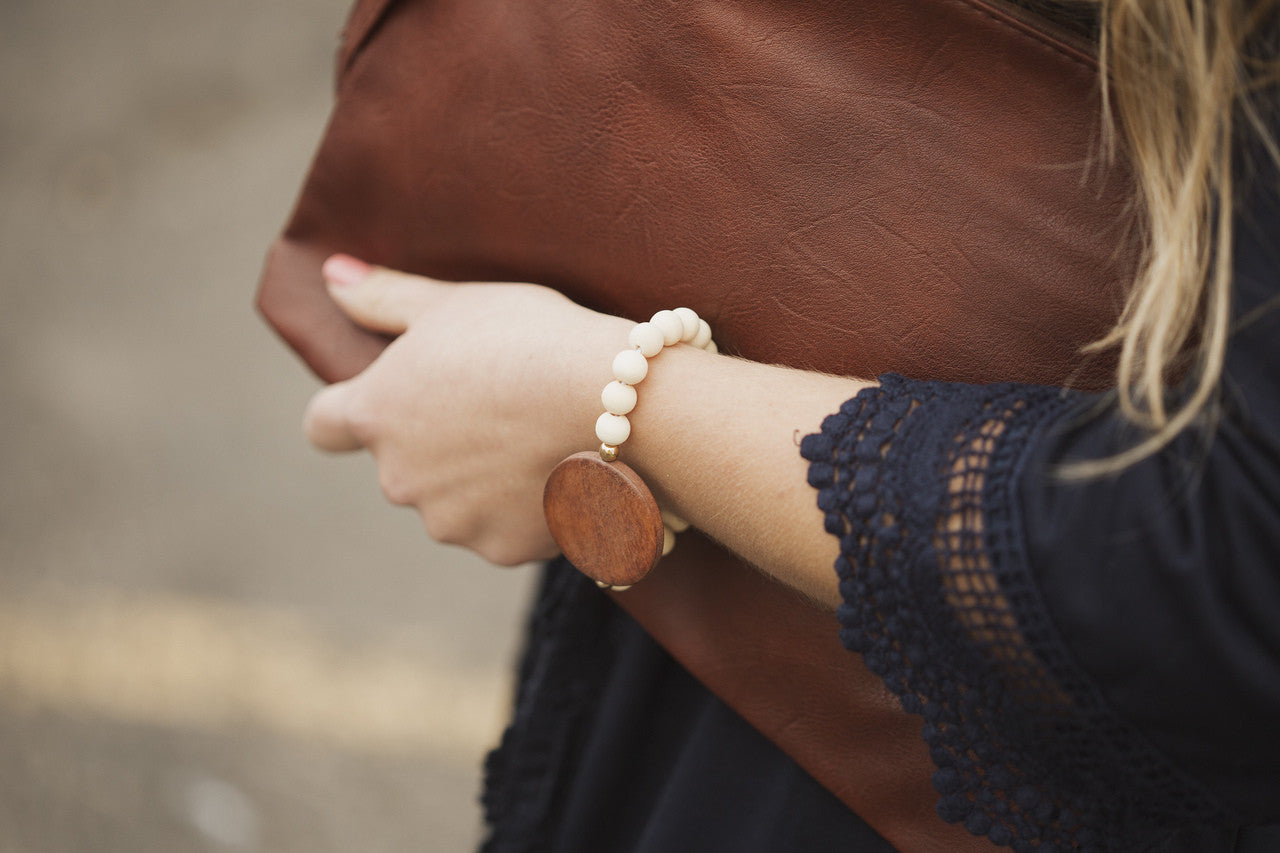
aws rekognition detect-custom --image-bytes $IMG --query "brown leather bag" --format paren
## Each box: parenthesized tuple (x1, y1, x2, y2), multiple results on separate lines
(257, 0, 1136, 849)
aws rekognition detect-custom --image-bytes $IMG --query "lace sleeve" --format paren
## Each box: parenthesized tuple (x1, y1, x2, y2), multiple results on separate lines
(799, 375, 1226, 851)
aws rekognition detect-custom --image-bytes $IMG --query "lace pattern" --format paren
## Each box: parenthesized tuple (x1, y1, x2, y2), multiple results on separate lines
(801, 374, 1223, 851)
(480, 561, 617, 852)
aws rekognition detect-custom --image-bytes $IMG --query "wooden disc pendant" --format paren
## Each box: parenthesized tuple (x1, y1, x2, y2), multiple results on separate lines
(543, 451, 665, 587)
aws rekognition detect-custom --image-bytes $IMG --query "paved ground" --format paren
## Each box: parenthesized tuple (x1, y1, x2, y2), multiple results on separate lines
(1, 1, 537, 849)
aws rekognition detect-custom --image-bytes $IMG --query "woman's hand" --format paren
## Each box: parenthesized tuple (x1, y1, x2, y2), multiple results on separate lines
(303, 255, 631, 566)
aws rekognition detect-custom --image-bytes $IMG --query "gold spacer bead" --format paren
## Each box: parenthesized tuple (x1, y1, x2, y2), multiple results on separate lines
(599, 443, 619, 462)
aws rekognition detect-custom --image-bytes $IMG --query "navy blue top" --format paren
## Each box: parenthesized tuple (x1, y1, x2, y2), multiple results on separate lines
(480, 124, 1280, 853)
(481, 562, 898, 852)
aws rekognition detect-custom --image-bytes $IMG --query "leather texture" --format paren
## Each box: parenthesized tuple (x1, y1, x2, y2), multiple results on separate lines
(257, 0, 1138, 849)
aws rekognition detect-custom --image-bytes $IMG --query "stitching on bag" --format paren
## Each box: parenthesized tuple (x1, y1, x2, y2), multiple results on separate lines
(955, 0, 1097, 72)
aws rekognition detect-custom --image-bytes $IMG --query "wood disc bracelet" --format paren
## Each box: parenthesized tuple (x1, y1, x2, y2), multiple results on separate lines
(542, 309, 716, 590)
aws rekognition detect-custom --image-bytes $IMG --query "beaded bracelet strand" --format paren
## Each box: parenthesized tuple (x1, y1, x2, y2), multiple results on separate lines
(543, 308, 717, 591)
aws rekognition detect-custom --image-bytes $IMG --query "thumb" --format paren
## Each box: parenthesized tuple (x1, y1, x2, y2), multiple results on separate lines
(322, 254, 444, 335)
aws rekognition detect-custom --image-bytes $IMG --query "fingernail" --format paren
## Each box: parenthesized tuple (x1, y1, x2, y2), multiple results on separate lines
(322, 254, 372, 287)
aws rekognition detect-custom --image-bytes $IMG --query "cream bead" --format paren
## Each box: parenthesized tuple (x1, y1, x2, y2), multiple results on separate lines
(629, 322, 665, 357)
(595, 412, 631, 446)
(612, 349, 649, 385)
(673, 307, 700, 342)
(601, 380, 638, 415)
(660, 510, 690, 533)
(691, 319, 712, 349)
(650, 310, 684, 346)
(572, 307, 720, 588)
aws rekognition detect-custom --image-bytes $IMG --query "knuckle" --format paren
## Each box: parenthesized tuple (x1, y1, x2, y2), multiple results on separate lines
(420, 510, 469, 547)
(477, 537, 531, 568)
(377, 469, 417, 507)
(344, 395, 380, 446)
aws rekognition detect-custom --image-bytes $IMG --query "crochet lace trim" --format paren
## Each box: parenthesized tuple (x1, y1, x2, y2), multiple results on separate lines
(801, 375, 1222, 851)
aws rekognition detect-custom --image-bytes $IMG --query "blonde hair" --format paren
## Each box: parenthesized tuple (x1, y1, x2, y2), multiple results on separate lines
(1071, 0, 1278, 477)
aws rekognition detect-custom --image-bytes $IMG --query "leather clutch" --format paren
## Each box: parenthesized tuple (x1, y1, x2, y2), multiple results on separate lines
(257, 0, 1137, 848)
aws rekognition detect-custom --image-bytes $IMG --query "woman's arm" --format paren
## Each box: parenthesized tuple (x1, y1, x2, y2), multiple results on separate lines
(303, 254, 874, 604)
(610, 343, 874, 605)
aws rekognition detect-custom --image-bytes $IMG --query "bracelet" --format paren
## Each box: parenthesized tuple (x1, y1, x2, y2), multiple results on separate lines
(543, 309, 717, 591)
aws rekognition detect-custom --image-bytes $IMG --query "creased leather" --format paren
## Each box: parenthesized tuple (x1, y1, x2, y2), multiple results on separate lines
(256, 1, 1138, 849)
(335, 0, 398, 85)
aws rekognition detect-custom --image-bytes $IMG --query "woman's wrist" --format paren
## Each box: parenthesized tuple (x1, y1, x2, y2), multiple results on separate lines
(613, 336, 875, 605)
(546, 310, 637, 460)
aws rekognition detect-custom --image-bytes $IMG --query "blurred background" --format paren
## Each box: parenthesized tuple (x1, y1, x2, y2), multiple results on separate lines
(0, 0, 537, 849)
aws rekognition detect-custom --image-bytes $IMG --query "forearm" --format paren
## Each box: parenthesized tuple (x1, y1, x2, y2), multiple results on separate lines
(616, 342, 874, 607)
